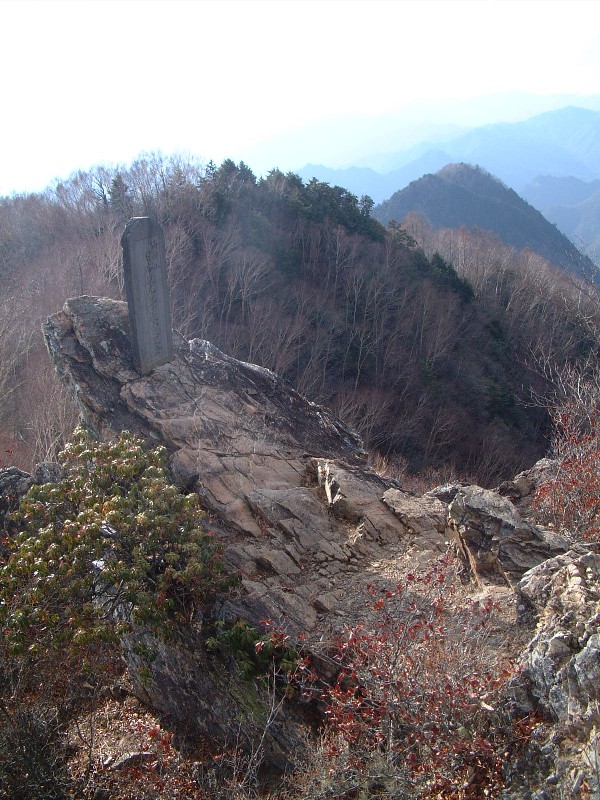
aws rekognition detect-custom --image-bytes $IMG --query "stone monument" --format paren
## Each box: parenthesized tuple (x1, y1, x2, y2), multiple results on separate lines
(121, 217, 173, 374)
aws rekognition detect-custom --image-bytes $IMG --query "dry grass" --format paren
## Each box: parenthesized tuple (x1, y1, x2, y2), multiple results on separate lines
(65, 692, 212, 800)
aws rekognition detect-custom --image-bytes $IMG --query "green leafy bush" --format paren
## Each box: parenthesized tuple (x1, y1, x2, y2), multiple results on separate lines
(0, 429, 236, 667)
(206, 619, 299, 680)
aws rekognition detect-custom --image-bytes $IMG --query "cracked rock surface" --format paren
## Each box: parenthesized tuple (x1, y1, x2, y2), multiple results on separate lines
(39, 296, 598, 793)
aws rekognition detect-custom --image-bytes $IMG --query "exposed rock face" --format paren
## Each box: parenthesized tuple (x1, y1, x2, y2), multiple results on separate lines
(0, 467, 34, 501)
(0, 467, 34, 540)
(513, 546, 600, 798)
(497, 457, 560, 516)
(43, 296, 425, 766)
(44, 297, 363, 519)
(42, 298, 421, 628)
(382, 487, 448, 551)
(41, 296, 596, 791)
(519, 547, 600, 722)
(122, 625, 308, 776)
(448, 484, 569, 586)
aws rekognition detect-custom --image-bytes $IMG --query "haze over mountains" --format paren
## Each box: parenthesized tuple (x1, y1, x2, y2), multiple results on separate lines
(520, 175, 600, 256)
(298, 106, 600, 260)
(298, 107, 600, 199)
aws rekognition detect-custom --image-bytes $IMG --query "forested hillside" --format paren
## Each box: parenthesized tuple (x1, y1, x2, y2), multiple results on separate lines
(1, 155, 598, 483)
(373, 164, 596, 277)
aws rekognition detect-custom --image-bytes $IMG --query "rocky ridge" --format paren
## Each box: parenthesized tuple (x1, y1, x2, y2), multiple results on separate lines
(2, 293, 594, 795)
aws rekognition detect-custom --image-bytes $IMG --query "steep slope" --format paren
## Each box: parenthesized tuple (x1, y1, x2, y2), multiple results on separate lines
(30, 292, 596, 799)
(373, 163, 595, 277)
(522, 175, 600, 259)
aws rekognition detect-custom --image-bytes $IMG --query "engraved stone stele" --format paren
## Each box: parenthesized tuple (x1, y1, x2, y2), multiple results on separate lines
(121, 217, 174, 374)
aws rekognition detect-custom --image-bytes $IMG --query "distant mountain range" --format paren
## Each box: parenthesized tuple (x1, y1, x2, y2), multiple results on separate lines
(372, 163, 596, 278)
(298, 107, 600, 200)
(298, 107, 600, 258)
(520, 175, 600, 258)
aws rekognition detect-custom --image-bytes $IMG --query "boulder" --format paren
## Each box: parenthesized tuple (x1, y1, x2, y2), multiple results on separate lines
(497, 457, 560, 516)
(313, 459, 411, 548)
(0, 462, 62, 538)
(123, 625, 308, 778)
(448, 485, 569, 586)
(0, 466, 34, 498)
(382, 487, 448, 551)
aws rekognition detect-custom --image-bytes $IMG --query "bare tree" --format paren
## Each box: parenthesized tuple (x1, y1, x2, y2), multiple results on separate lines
(25, 363, 79, 464)
(222, 248, 272, 325)
(0, 297, 36, 421)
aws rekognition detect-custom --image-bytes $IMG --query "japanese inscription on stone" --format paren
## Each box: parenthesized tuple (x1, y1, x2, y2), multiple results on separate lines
(121, 217, 173, 374)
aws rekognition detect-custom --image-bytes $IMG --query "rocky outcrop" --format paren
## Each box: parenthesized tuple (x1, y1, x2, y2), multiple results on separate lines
(122, 624, 309, 777)
(0, 467, 34, 540)
(0, 467, 35, 499)
(43, 296, 428, 767)
(497, 457, 560, 517)
(42, 298, 424, 627)
(41, 296, 595, 790)
(382, 486, 448, 551)
(448, 484, 569, 586)
(510, 546, 600, 798)
(519, 547, 600, 723)
(44, 297, 363, 524)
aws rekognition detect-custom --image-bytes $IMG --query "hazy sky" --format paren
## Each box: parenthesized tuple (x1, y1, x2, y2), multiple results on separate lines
(2, 0, 600, 195)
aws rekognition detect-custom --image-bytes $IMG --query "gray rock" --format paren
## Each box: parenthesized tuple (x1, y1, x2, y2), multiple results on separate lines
(497, 458, 560, 516)
(313, 458, 409, 546)
(0, 466, 34, 499)
(1, 463, 63, 534)
(382, 488, 448, 551)
(32, 461, 62, 484)
(514, 547, 600, 797)
(448, 484, 569, 586)
(0, 467, 34, 538)
(111, 751, 154, 770)
(425, 482, 467, 504)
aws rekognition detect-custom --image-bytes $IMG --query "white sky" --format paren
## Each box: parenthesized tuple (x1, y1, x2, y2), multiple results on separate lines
(2, 0, 600, 195)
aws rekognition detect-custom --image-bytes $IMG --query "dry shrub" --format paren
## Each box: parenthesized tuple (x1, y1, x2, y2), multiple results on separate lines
(291, 554, 517, 799)
(534, 373, 600, 541)
(0, 702, 68, 800)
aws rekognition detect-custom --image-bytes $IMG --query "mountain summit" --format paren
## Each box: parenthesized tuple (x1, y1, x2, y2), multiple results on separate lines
(373, 163, 595, 277)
